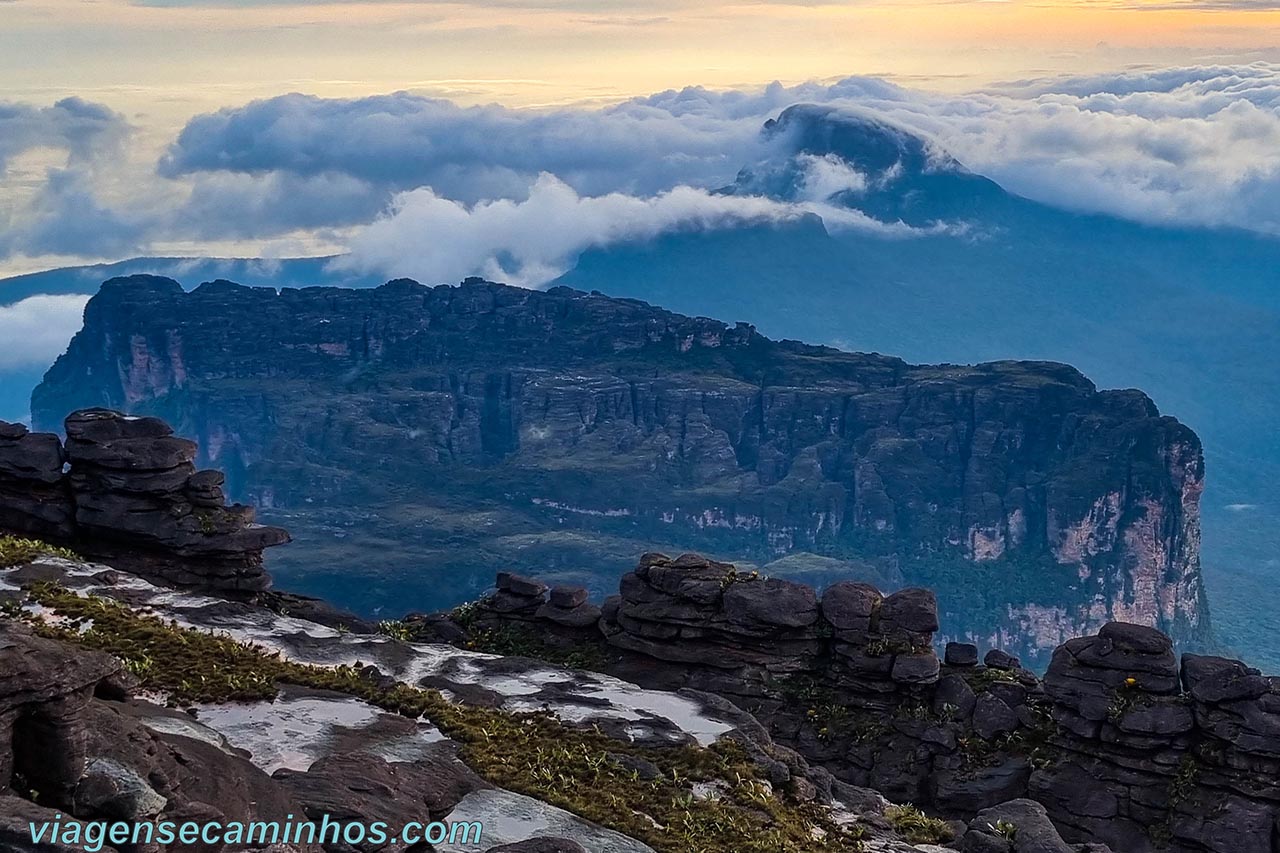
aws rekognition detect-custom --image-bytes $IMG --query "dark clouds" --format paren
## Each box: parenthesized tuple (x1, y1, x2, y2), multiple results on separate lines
(0, 97, 129, 172)
(159, 90, 780, 201)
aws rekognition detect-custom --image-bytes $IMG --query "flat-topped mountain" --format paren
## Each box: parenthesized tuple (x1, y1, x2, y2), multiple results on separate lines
(32, 275, 1208, 665)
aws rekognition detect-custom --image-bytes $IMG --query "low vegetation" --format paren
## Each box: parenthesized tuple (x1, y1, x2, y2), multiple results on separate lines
(0, 535, 79, 568)
(9, 582, 867, 853)
(884, 804, 955, 844)
(462, 623, 612, 672)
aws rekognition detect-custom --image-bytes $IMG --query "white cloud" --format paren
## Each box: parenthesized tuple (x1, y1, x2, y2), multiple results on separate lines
(156, 65, 1280, 238)
(795, 153, 869, 202)
(7, 64, 1280, 267)
(337, 172, 923, 287)
(0, 294, 90, 369)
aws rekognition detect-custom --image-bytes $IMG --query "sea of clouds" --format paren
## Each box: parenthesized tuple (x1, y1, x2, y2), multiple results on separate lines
(2, 62, 1280, 353)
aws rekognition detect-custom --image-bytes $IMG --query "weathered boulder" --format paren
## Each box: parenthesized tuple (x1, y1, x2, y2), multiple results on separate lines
(946, 643, 979, 667)
(0, 622, 120, 805)
(962, 798, 1085, 853)
(549, 586, 588, 609)
(820, 581, 882, 635)
(880, 588, 939, 638)
(985, 650, 1020, 671)
(1181, 654, 1267, 704)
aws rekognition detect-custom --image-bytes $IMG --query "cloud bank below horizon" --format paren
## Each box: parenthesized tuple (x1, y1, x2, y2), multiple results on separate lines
(0, 294, 91, 370)
(2, 63, 1280, 282)
(337, 173, 932, 287)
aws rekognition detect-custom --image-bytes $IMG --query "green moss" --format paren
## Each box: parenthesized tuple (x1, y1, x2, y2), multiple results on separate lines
(884, 804, 954, 845)
(9, 584, 864, 853)
(960, 667, 1021, 693)
(0, 535, 79, 568)
(463, 623, 611, 672)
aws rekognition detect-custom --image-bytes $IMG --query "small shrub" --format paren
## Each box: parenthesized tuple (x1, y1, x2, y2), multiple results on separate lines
(989, 818, 1018, 841)
(885, 804, 955, 845)
(377, 619, 416, 641)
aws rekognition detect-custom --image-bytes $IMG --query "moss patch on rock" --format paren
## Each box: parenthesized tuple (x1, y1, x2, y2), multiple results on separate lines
(12, 583, 866, 853)
(0, 535, 79, 568)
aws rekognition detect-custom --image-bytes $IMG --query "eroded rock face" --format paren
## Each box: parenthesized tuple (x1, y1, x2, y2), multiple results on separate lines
(0, 622, 120, 806)
(0, 409, 288, 592)
(31, 276, 1208, 664)
(478, 553, 1280, 853)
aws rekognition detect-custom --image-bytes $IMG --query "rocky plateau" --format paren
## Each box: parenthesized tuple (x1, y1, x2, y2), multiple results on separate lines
(30, 276, 1210, 667)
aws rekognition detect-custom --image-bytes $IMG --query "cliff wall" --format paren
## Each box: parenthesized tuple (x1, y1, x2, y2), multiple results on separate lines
(31, 276, 1209, 663)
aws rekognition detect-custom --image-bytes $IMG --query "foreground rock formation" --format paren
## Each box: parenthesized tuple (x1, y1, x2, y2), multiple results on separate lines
(468, 553, 1280, 853)
(0, 409, 287, 591)
(32, 276, 1208, 663)
(0, 552, 1108, 853)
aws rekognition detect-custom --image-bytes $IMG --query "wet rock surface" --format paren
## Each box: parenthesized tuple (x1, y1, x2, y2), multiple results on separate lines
(0, 409, 288, 592)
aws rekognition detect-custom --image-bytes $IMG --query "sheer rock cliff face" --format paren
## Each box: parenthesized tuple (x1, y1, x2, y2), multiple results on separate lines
(31, 275, 1209, 664)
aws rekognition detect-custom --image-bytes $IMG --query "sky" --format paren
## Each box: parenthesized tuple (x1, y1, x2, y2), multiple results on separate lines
(1, 0, 1280, 286)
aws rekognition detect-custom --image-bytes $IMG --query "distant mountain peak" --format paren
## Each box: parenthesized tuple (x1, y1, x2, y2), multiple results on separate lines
(764, 103, 965, 178)
(729, 103, 1012, 225)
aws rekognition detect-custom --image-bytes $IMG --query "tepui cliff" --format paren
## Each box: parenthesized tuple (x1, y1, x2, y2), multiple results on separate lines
(30, 275, 1210, 667)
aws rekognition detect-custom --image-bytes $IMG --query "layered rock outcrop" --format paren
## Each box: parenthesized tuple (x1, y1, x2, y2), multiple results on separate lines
(0, 409, 287, 591)
(31, 276, 1209, 663)
(2, 553, 1098, 853)
(475, 553, 1280, 853)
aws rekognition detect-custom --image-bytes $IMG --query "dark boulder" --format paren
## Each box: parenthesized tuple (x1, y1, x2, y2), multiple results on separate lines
(946, 642, 980, 667)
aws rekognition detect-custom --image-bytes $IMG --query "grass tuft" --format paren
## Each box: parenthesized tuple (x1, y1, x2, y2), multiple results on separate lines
(0, 535, 79, 568)
(884, 804, 955, 845)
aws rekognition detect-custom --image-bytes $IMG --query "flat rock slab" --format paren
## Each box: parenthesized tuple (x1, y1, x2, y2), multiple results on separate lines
(192, 685, 445, 774)
(436, 789, 654, 853)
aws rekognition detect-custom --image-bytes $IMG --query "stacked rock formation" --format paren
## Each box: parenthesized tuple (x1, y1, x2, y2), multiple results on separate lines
(0, 421, 74, 539)
(1033, 624, 1280, 852)
(476, 552, 1280, 853)
(605, 553, 824, 681)
(595, 553, 943, 712)
(474, 572, 602, 641)
(0, 409, 288, 592)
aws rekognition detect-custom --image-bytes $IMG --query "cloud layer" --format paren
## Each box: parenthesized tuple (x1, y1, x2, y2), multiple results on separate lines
(0, 98, 128, 173)
(0, 294, 91, 370)
(3, 64, 1280, 276)
(154, 64, 1280, 238)
(338, 172, 922, 286)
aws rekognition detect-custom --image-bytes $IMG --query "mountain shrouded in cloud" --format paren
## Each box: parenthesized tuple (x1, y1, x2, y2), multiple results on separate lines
(725, 103, 1012, 226)
(5, 65, 1280, 283)
(336, 172, 932, 287)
